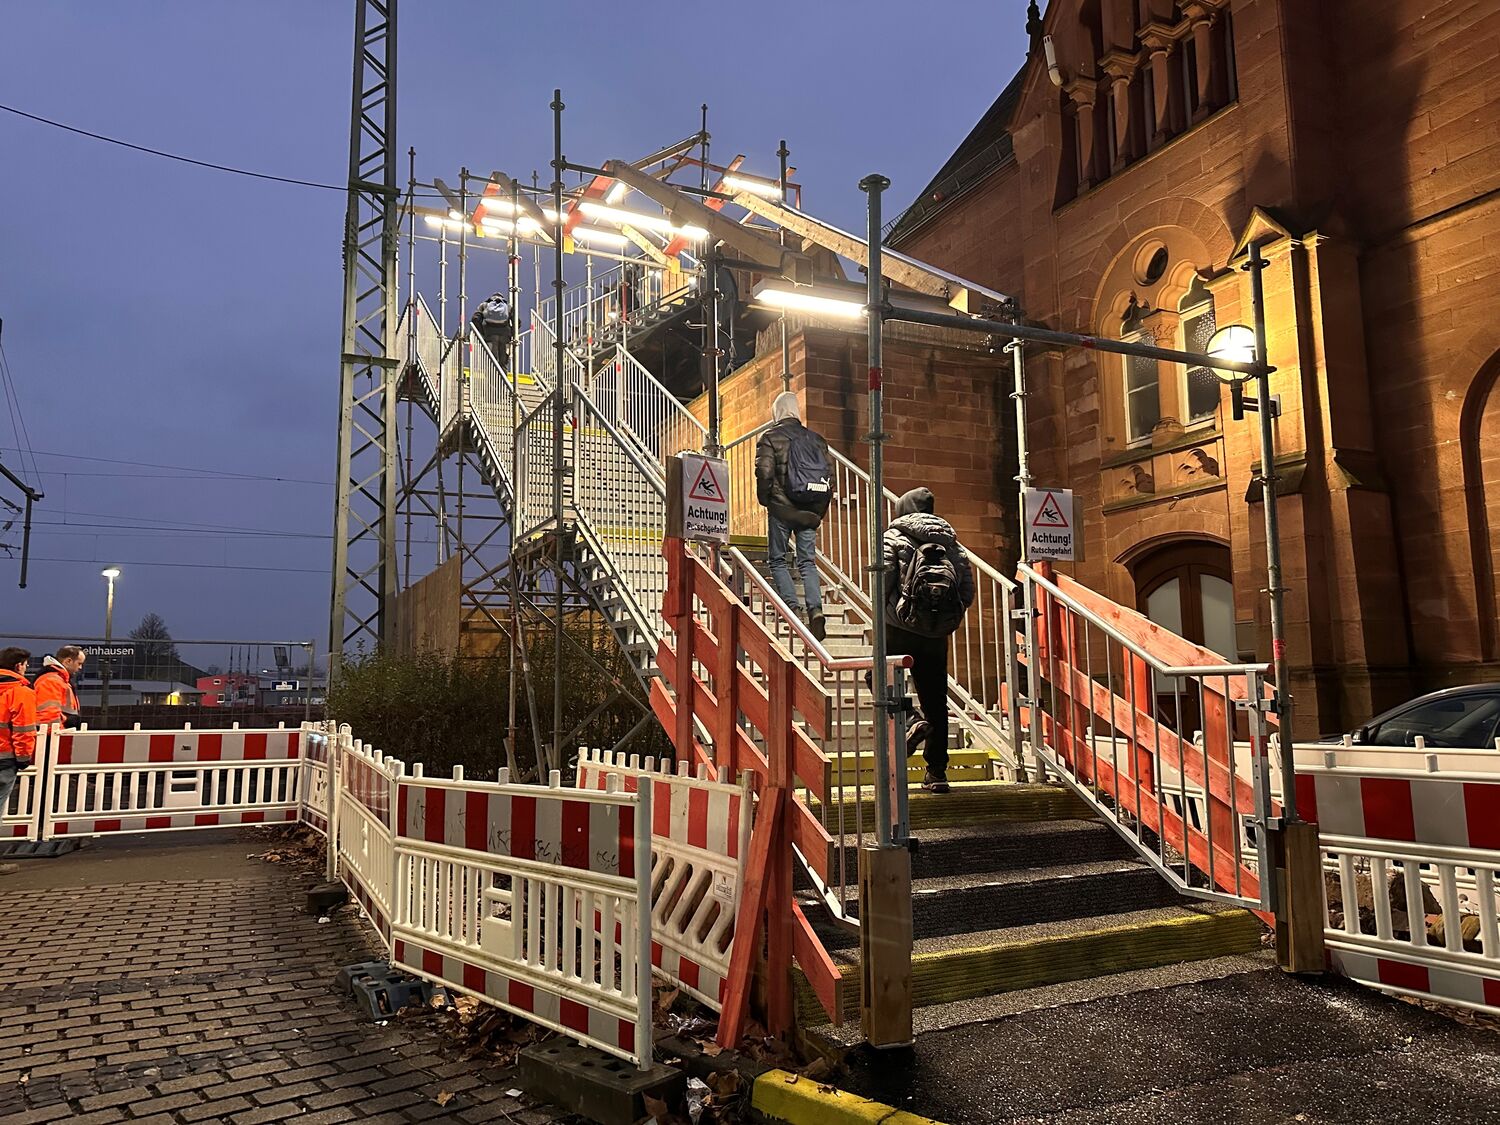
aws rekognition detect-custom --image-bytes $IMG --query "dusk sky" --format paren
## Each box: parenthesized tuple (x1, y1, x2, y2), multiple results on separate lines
(0, 1, 1031, 667)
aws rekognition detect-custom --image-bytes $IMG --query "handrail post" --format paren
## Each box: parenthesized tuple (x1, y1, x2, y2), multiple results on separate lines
(857, 172, 913, 1050)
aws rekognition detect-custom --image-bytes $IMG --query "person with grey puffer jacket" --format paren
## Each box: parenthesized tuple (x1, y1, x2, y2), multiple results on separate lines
(882, 488, 975, 792)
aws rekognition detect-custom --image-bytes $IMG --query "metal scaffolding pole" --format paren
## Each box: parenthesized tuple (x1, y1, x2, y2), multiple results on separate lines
(859, 173, 893, 848)
(330, 0, 399, 676)
(550, 89, 566, 777)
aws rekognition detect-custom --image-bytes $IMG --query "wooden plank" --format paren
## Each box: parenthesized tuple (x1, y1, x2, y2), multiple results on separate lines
(792, 901, 843, 1028)
(716, 786, 782, 1048)
(1055, 573, 1279, 723)
(858, 845, 913, 1046)
(1272, 820, 1328, 973)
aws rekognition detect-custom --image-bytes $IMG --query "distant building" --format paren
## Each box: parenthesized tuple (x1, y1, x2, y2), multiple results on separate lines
(196, 674, 260, 708)
(75, 681, 205, 707)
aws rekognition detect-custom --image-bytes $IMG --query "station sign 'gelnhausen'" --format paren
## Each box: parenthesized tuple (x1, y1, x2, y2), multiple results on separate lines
(81, 643, 138, 661)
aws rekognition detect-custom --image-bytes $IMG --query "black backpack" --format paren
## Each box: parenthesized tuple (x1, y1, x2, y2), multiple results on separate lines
(784, 426, 833, 509)
(894, 538, 965, 637)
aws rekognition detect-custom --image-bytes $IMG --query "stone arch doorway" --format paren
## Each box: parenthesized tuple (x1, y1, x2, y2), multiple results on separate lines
(1130, 539, 1236, 658)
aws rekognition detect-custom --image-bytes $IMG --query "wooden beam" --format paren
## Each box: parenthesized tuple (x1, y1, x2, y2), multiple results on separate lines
(602, 159, 810, 281)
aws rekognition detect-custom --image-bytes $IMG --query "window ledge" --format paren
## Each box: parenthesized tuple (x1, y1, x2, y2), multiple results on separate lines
(1101, 425, 1222, 469)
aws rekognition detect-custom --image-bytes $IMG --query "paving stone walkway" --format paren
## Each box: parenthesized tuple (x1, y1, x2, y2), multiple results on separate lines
(0, 832, 573, 1124)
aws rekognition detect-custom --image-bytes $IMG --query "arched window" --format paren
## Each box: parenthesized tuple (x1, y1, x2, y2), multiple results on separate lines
(1121, 295, 1160, 445)
(1179, 278, 1219, 424)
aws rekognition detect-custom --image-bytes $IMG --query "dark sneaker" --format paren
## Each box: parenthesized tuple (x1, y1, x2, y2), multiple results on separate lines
(905, 719, 929, 758)
(921, 772, 950, 794)
(810, 612, 827, 642)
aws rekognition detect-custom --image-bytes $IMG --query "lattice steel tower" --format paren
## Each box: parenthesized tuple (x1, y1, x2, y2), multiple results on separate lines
(330, 0, 399, 672)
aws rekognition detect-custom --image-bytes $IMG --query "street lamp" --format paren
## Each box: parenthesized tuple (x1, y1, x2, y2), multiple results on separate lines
(1206, 251, 1298, 824)
(100, 567, 120, 723)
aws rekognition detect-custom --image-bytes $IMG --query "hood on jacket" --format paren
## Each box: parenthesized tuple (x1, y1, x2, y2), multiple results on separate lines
(771, 391, 801, 424)
(891, 510, 960, 547)
(894, 487, 935, 518)
(42, 655, 68, 676)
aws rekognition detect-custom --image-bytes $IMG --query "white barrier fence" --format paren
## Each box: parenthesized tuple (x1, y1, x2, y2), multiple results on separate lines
(1297, 743, 1500, 1014)
(1, 721, 661, 1068)
(576, 747, 751, 1012)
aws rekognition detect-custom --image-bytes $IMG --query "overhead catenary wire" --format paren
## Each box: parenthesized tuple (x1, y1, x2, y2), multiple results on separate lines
(0, 446, 333, 486)
(1, 101, 457, 202)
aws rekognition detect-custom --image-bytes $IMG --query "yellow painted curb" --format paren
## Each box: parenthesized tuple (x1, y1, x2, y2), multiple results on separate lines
(751, 1069, 947, 1125)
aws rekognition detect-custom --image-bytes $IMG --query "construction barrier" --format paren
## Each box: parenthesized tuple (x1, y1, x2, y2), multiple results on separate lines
(1, 740, 46, 840)
(1297, 748, 1500, 1014)
(577, 747, 751, 1011)
(300, 725, 333, 837)
(33, 725, 302, 839)
(390, 762, 653, 1063)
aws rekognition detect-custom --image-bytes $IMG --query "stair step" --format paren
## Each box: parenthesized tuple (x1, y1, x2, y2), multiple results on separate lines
(798, 904, 1264, 1024)
(805, 861, 1185, 949)
(811, 782, 1091, 833)
(885, 819, 1137, 878)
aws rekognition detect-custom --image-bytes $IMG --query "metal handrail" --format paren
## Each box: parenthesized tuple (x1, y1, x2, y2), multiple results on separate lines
(571, 383, 668, 500)
(1019, 562, 1270, 679)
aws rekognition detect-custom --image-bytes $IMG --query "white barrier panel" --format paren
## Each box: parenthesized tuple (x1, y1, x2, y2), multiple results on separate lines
(300, 724, 333, 837)
(1300, 762, 1500, 1013)
(388, 767, 653, 1068)
(334, 735, 397, 943)
(2, 751, 44, 840)
(577, 748, 749, 1012)
(45, 726, 303, 838)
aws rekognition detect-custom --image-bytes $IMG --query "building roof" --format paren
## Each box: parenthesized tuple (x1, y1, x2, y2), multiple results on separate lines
(885, 64, 1028, 247)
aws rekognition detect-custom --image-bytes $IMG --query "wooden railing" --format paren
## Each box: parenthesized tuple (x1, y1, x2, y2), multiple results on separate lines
(653, 536, 849, 1044)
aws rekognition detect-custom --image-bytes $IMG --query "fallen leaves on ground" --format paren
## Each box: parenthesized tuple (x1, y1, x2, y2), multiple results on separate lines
(434, 1090, 456, 1107)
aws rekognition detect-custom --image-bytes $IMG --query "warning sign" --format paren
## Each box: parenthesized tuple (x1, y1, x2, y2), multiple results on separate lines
(674, 452, 730, 544)
(1025, 487, 1075, 561)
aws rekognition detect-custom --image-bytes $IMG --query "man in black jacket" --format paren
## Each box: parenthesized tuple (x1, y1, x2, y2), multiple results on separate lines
(882, 488, 976, 792)
(755, 392, 834, 640)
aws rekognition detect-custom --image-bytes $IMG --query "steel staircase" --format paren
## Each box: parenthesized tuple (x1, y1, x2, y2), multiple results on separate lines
(396, 288, 1272, 1037)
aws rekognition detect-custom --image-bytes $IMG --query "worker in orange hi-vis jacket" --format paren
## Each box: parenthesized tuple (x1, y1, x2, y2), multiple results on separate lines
(34, 645, 84, 730)
(0, 646, 38, 876)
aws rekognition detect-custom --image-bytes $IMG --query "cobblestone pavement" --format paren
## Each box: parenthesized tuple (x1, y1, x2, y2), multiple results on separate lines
(0, 832, 574, 1124)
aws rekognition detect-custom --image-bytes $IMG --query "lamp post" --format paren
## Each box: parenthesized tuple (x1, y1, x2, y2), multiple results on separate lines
(100, 567, 120, 725)
(1206, 241, 1296, 823)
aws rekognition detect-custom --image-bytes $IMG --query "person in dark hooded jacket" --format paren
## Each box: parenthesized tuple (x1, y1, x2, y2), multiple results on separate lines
(755, 391, 834, 639)
(881, 487, 975, 792)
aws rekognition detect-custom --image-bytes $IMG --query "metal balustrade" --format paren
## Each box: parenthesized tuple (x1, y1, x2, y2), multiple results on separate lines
(1018, 562, 1275, 910)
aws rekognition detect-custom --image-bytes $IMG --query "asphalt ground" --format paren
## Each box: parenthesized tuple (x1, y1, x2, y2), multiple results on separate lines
(837, 963, 1500, 1124)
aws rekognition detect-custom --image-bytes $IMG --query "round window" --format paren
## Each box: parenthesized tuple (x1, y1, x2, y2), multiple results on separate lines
(1132, 240, 1170, 286)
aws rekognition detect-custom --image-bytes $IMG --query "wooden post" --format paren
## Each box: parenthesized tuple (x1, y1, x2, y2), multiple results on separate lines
(1270, 819, 1327, 974)
(714, 591, 740, 781)
(859, 844, 914, 1047)
(764, 660, 795, 1036)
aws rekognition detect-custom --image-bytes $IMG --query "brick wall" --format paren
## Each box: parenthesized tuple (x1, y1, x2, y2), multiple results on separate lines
(686, 320, 1018, 570)
(884, 0, 1500, 733)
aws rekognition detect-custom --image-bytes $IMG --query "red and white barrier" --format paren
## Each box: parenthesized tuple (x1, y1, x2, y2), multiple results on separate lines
(388, 763, 653, 1067)
(1, 735, 47, 840)
(1, 718, 662, 1066)
(1299, 755, 1500, 1015)
(577, 747, 750, 1011)
(43, 725, 303, 838)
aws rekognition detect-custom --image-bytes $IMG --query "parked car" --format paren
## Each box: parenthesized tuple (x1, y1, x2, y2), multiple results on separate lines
(1323, 685, 1500, 748)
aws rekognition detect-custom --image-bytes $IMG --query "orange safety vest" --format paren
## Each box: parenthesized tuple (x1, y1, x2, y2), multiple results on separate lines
(35, 664, 79, 728)
(0, 669, 38, 768)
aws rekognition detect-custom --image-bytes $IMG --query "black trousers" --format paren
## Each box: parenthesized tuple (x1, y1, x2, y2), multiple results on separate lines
(886, 625, 950, 776)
